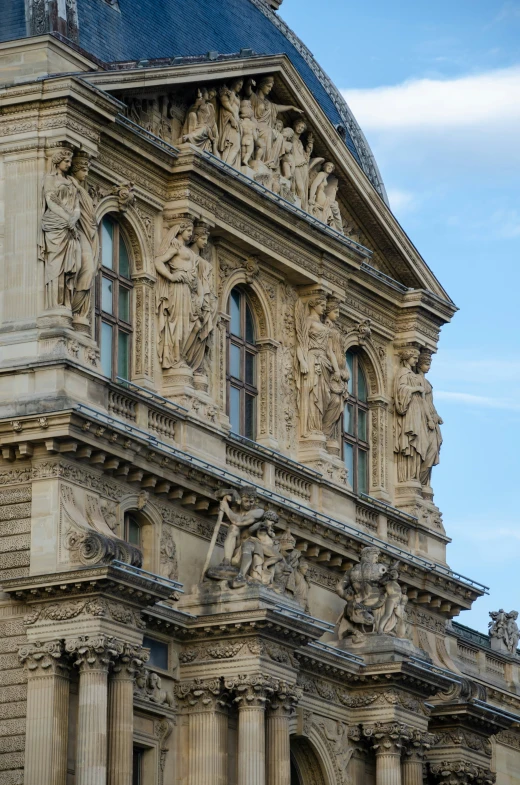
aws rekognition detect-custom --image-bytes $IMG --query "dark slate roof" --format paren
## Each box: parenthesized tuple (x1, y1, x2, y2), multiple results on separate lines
(0, 0, 387, 200)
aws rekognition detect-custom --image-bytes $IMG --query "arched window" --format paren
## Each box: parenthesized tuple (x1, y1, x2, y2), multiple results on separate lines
(124, 510, 141, 546)
(227, 287, 258, 440)
(343, 350, 369, 494)
(96, 215, 133, 380)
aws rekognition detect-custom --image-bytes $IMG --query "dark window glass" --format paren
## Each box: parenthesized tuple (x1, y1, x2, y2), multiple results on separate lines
(124, 512, 140, 546)
(142, 635, 169, 670)
(132, 748, 143, 785)
(96, 217, 133, 380)
(227, 287, 258, 439)
(343, 350, 369, 494)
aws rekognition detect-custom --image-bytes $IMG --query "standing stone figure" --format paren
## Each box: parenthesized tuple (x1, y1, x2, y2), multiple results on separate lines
(292, 118, 314, 210)
(335, 546, 408, 643)
(416, 350, 443, 486)
(489, 609, 520, 656)
(294, 294, 337, 438)
(70, 151, 100, 327)
(155, 219, 198, 369)
(218, 78, 244, 167)
(394, 346, 427, 483)
(244, 75, 303, 163)
(206, 486, 264, 582)
(183, 221, 218, 374)
(322, 297, 350, 444)
(41, 149, 81, 311)
(308, 160, 335, 222)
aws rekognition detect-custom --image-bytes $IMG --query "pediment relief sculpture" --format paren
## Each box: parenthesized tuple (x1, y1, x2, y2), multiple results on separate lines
(394, 347, 443, 487)
(121, 74, 347, 233)
(335, 546, 408, 644)
(203, 486, 310, 606)
(40, 149, 100, 332)
(155, 216, 218, 379)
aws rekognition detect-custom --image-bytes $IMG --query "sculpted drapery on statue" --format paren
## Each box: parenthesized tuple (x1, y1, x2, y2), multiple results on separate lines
(294, 293, 348, 442)
(218, 78, 244, 167)
(335, 546, 408, 644)
(394, 346, 443, 486)
(70, 152, 100, 326)
(489, 609, 520, 656)
(155, 217, 217, 372)
(243, 75, 303, 163)
(41, 149, 82, 312)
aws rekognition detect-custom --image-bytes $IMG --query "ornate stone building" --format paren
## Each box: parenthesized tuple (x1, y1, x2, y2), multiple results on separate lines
(0, 1, 519, 784)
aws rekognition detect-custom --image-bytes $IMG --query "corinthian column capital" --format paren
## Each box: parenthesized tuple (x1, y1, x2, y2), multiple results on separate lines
(363, 721, 412, 755)
(225, 673, 276, 709)
(112, 643, 149, 680)
(429, 761, 496, 785)
(19, 639, 69, 677)
(176, 677, 228, 712)
(403, 729, 434, 761)
(65, 634, 121, 672)
(268, 680, 303, 717)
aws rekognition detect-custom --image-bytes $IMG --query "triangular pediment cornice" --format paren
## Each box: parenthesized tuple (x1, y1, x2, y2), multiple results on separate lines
(82, 54, 453, 304)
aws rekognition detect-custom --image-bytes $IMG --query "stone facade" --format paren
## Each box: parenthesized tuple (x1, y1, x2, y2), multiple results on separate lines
(0, 16, 519, 785)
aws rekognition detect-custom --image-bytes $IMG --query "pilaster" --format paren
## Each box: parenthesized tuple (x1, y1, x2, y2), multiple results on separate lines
(266, 682, 301, 785)
(226, 674, 275, 785)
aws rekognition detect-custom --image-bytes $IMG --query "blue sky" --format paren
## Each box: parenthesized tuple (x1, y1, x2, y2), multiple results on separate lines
(282, 0, 520, 633)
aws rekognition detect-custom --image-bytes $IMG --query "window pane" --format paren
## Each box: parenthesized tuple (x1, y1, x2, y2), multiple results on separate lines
(142, 635, 168, 670)
(229, 385, 240, 433)
(132, 748, 142, 785)
(100, 322, 113, 378)
(245, 352, 255, 386)
(102, 276, 113, 314)
(125, 513, 140, 545)
(344, 442, 354, 486)
(101, 218, 114, 269)
(358, 449, 368, 494)
(344, 403, 354, 435)
(118, 331, 130, 380)
(346, 351, 354, 394)
(119, 286, 130, 323)
(119, 234, 130, 278)
(358, 365, 368, 402)
(230, 343, 241, 379)
(245, 393, 255, 440)
(230, 288, 241, 337)
(245, 303, 255, 344)
(358, 408, 367, 442)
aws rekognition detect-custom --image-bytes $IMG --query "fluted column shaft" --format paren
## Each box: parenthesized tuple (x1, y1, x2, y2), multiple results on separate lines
(107, 645, 148, 785)
(20, 642, 69, 785)
(67, 636, 120, 785)
(402, 757, 424, 785)
(238, 704, 266, 785)
(188, 708, 228, 785)
(375, 751, 402, 785)
(267, 710, 290, 785)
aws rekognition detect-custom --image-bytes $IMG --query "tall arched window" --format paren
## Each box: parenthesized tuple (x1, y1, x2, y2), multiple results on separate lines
(227, 287, 258, 440)
(96, 215, 133, 380)
(343, 350, 369, 494)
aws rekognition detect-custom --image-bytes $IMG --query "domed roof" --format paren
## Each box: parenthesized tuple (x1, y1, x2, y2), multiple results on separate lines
(1, 0, 387, 202)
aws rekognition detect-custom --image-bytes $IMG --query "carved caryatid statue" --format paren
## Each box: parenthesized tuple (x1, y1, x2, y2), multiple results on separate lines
(336, 546, 408, 643)
(489, 610, 519, 656)
(244, 75, 303, 162)
(294, 293, 340, 439)
(41, 149, 81, 312)
(416, 350, 443, 487)
(218, 78, 244, 167)
(180, 88, 218, 154)
(183, 221, 218, 374)
(69, 151, 100, 327)
(155, 218, 198, 369)
(394, 346, 428, 484)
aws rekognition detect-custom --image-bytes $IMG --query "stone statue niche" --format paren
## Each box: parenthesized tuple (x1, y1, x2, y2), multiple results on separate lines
(203, 486, 310, 606)
(335, 546, 408, 645)
(489, 609, 519, 656)
(121, 75, 346, 233)
(40, 148, 100, 334)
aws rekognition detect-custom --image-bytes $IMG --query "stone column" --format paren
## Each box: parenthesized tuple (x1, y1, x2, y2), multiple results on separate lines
(66, 635, 120, 785)
(226, 675, 274, 785)
(402, 731, 431, 785)
(364, 723, 410, 785)
(266, 682, 301, 785)
(107, 644, 149, 785)
(19, 641, 70, 785)
(176, 678, 228, 785)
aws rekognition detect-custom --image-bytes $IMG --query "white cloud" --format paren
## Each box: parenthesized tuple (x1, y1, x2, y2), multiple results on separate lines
(342, 66, 520, 130)
(435, 391, 520, 411)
